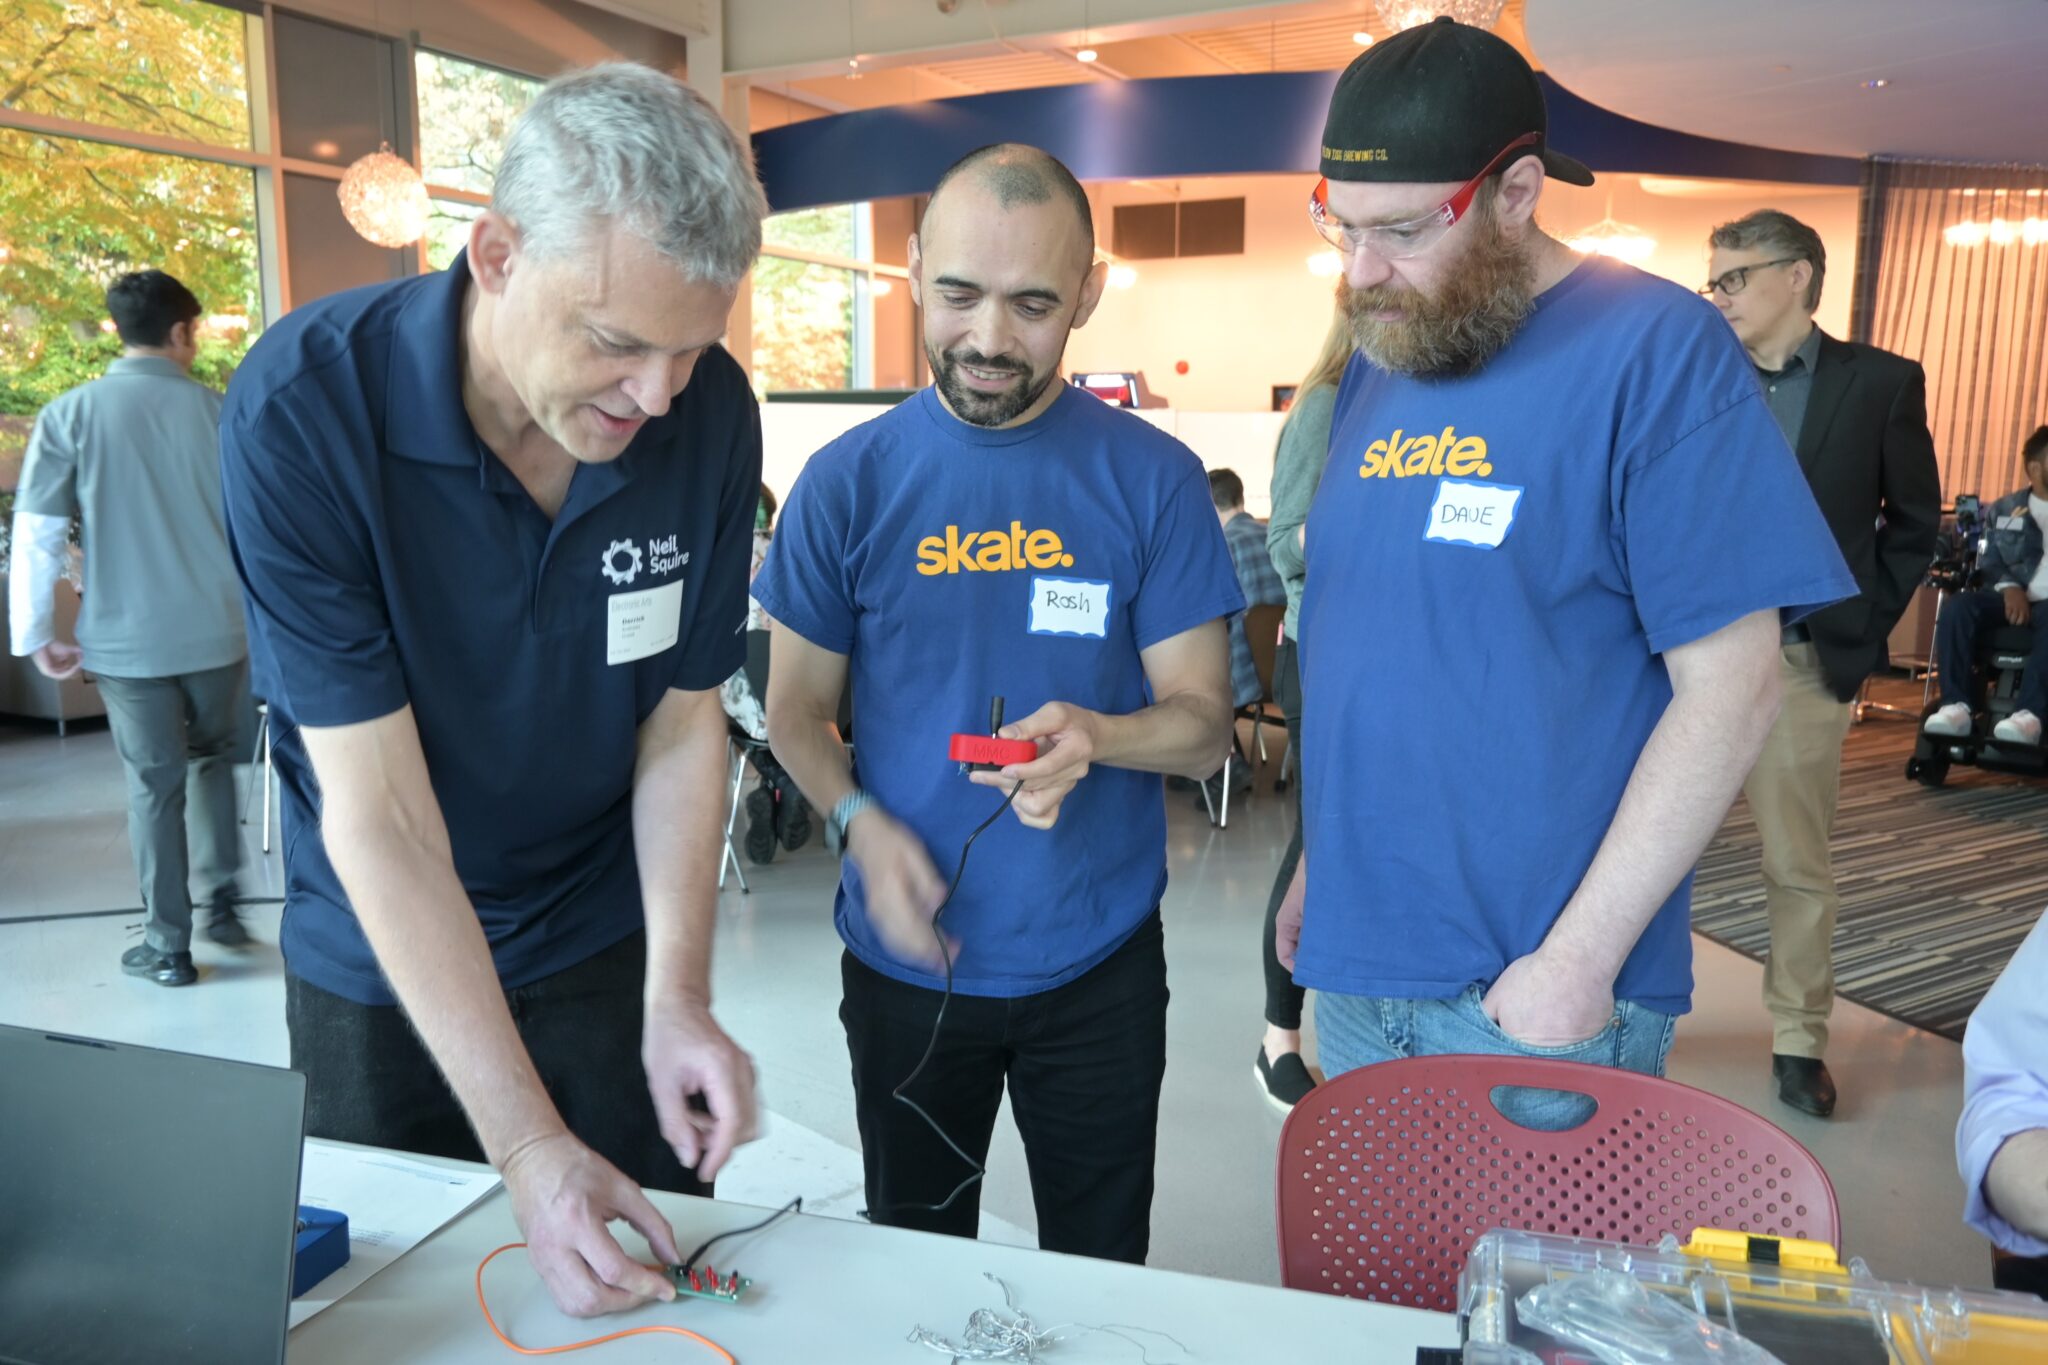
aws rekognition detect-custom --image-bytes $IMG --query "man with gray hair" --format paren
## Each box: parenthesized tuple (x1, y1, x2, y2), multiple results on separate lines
(1705, 209, 1939, 1119)
(221, 63, 766, 1317)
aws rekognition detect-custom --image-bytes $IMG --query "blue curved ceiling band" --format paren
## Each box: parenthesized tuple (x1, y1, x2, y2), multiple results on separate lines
(752, 71, 1863, 212)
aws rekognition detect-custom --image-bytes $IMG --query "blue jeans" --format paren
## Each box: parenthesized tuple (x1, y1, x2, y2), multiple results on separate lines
(1935, 589, 2048, 717)
(1315, 985, 1677, 1131)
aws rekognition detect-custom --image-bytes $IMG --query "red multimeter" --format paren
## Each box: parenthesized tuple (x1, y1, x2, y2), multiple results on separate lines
(950, 697, 1038, 772)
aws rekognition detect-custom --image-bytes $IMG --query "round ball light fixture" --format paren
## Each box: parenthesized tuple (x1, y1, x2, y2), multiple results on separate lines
(337, 143, 430, 249)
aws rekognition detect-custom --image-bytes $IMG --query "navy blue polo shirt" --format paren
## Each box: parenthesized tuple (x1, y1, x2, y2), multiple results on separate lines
(220, 253, 760, 1005)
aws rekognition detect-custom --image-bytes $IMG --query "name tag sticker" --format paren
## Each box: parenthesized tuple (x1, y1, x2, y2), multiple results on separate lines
(607, 579, 684, 665)
(1027, 576, 1112, 638)
(1424, 477, 1524, 550)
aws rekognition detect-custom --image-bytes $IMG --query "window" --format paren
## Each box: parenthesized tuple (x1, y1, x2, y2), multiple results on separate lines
(0, 127, 260, 480)
(752, 203, 917, 393)
(424, 199, 483, 272)
(415, 51, 544, 198)
(753, 258, 856, 391)
(0, 0, 253, 148)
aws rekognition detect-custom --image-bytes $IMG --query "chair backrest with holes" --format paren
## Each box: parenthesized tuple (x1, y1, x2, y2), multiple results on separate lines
(1273, 1054, 1839, 1312)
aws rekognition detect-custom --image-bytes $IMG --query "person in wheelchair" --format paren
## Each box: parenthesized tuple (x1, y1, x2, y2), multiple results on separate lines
(1926, 426, 2048, 746)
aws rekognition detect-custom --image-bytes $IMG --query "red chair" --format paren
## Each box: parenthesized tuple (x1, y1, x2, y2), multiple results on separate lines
(1275, 1055, 1839, 1311)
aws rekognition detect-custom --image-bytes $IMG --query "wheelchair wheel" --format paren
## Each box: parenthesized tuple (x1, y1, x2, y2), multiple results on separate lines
(1906, 755, 1950, 788)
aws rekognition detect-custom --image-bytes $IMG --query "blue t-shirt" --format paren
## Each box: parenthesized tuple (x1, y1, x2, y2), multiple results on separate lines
(751, 385, 1244, 997)
(1295, 259, 1855, 1015)
(219, 253, 761, 1005)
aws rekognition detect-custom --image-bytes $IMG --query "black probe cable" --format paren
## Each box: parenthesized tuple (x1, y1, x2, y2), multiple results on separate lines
(869, 778, 1022, 1219)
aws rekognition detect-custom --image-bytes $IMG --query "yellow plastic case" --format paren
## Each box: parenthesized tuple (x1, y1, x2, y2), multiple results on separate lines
(1455, 1227, 2048, 1364)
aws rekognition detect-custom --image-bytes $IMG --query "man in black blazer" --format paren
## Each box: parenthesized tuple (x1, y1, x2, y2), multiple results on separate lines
(1706, 210, 1941, 1118)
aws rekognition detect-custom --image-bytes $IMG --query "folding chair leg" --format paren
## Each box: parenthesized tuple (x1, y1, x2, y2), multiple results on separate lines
(260, 712, 273, 856)
(1200, 763, 1220, 828)
(1219, 751, 1232, 829)
(719, 743, 750, 894)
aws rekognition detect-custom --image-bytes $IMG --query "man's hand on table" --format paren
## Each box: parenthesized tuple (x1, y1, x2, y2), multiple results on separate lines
(499, 1131, 679, 1317)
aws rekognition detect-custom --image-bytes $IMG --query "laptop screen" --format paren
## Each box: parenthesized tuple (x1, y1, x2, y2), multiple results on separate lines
(0, 1026, 306, 1365)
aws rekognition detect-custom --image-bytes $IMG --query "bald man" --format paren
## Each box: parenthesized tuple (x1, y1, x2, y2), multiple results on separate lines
(756, 144, 1242, 1263)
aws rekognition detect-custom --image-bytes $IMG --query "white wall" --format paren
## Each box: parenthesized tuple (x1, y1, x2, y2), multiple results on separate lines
(1067, 175, 1344, 417)
(1063, 172, 1863, 414)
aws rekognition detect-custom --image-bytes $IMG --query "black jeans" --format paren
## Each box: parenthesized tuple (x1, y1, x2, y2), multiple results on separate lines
(840, 911, 1168, 1264)
(286, 929, 706, 1196)
(1262, 637, 1307, 1030)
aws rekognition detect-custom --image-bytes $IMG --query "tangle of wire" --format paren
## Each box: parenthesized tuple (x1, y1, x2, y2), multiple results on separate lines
(871, 781, 1020, 1220)
(908, 1273, 1194, 1364)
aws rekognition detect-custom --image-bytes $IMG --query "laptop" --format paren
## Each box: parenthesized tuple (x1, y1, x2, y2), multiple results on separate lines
(0, 1024, 306, 1365)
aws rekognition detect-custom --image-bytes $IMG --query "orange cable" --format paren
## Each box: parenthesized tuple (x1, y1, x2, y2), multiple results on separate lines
(475, 1242, 736, 1364)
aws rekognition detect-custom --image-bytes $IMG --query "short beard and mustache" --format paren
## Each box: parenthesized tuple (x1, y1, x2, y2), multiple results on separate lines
(1341, 205, 1537, 379)
(929, 343, 1061, 428)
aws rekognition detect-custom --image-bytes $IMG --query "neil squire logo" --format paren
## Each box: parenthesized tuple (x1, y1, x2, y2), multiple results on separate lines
(915, 523, 1075, 576)
(600, 535, 689, 587)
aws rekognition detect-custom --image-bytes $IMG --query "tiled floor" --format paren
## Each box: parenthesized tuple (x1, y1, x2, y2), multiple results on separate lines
(0, 716, 2001, 1292)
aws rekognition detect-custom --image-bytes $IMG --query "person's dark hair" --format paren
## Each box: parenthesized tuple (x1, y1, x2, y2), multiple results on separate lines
(757, 481, 778, 528)
(1208, 468, 1246, 511)
(105, 270, 202, 349)
(923, 143, 1094, 261)
(2023, 425, 2048, 468)
(1708, 210, 1826, 312)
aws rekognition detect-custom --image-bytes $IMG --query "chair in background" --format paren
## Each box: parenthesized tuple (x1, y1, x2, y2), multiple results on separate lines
(1203, 601, 1287, 829)
(1274, 1054, 1839, 1312)
(719, 631, 775, 894)
(718, 629, 850, 892)
(238, 700, 275, 855)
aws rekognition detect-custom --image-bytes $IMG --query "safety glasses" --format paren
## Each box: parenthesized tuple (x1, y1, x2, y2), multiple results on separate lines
(1309, 133, 1541, 261)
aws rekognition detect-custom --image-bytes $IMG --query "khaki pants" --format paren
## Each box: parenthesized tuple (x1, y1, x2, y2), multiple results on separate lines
(1741, 643, 1854, 1058)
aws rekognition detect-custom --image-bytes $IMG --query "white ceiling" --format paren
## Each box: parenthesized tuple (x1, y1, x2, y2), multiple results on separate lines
(745, 1, 1532, 125)
(1525, 0, 2048, 165)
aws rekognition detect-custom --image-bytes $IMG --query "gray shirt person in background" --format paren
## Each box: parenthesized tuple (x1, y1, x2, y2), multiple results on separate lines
(7, 270, 251, 985)
(1252, 309, 1351, 1115)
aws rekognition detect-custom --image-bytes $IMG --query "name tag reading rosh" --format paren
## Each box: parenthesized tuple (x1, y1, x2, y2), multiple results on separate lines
(1424, 477, 1523, 550)
(607, 580, 684, 664)
(1028, 576, 1112, 638)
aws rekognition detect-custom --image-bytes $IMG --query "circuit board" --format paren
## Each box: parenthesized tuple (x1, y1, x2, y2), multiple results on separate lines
(663, 1264, 753, 1304)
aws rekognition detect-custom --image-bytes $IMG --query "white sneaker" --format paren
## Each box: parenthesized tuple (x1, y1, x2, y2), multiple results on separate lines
(1923, 703, 1974, 737)
(1994, 710, 2043, 745)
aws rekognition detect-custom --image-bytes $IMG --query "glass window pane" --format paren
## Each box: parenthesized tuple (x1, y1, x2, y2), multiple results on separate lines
(424, 199, 481, 271)
(0, 128, 261, 487)
(415, 51, 543, 197)
(273, 12, 401, 168)
(282, 171, 409, 306)
(0, 0, 252, 149)
(752, 259, 854, 392)
(762, 205, 858, 259)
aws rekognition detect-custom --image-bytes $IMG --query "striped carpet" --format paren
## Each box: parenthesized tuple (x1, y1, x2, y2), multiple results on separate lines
(1690, 679, 2048, 1041)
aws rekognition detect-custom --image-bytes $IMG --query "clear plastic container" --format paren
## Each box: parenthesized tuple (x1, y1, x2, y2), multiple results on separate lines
(1454, 1227, 2048, 1364)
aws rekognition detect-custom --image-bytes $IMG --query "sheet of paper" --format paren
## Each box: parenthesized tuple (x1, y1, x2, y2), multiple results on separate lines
(289, 1140, 503, 1329)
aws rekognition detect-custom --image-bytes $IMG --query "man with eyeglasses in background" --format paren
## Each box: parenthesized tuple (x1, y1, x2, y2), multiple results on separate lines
(1274, 19, 1856, 1127)
(1705, 210, 1939, 1119)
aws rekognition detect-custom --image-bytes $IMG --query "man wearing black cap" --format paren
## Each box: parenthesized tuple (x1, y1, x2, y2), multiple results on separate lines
(1275, 18, 1856, 1125)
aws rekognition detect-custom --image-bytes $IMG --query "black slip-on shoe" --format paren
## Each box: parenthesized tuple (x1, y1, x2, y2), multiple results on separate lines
(1772, 1053, 1837, 1118)
(1255, 1046, 1317, 1115)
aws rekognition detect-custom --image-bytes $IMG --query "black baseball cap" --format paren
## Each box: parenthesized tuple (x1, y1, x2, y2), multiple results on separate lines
(1320, 17, 1593, 187)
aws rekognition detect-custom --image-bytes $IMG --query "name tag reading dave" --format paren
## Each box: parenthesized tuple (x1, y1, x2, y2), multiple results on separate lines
(607, 579, 684, 665)
(1424, 477, 1523, 550)
(1028, 576, 1112, 638)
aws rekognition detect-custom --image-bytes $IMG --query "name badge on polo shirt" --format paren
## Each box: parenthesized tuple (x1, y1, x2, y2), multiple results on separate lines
(607, 580, 684, 664)
(1424, 477, 1523, 550)
(1027, 576, 1112, 638)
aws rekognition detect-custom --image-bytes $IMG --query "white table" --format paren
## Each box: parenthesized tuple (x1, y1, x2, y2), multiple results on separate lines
(288, 1152, 1458, 1363)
